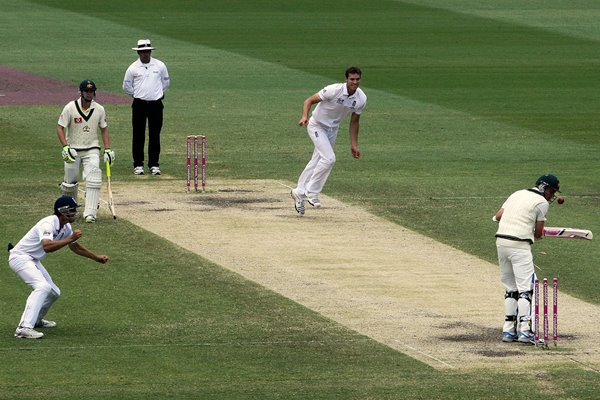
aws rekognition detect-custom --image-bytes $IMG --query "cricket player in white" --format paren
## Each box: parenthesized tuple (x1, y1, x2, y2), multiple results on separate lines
(494, 174, 560, 344)
(57, 80, 115, 223)
(291, 66, 367, 215)
(8, 196, 108, 339)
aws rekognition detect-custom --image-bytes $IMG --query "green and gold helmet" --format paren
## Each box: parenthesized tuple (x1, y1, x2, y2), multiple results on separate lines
(79, 79, 97, 92)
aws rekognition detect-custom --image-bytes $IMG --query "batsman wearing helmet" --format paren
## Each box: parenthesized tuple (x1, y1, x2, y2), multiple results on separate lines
(7, 196, 108, 339)
(57, 80, 115, 223)
(493, 174, 560, 344)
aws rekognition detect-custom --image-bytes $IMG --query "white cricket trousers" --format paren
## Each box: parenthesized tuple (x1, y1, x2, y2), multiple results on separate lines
(497, 244, 535, 292)
(296, 120, 337, 196)
(63, 149, 100, 186)
(497, 243, 535, 327)
(8, 253, 60, 329)
(63, 149, 101, 218)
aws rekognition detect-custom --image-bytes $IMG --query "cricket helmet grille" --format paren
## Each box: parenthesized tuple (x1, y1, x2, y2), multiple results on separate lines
(54, 195, 79, 220)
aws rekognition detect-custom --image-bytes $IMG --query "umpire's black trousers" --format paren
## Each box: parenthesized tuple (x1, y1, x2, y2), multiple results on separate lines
(131, 98, 164, 168)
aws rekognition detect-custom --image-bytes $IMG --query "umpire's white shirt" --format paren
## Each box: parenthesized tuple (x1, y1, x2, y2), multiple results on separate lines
(123, 56, 170, 101)
(10, 216, 73, 260)
(311, 83, 367, 129)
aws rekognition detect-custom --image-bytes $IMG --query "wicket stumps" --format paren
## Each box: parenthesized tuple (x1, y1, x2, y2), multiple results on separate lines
(186, 135, 206, 192)
(533, 277, 558, 348)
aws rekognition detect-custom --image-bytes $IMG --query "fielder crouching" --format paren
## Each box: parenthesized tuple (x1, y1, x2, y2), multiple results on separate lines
(8, 196, 108, 339)
(56, 80, 115, 223)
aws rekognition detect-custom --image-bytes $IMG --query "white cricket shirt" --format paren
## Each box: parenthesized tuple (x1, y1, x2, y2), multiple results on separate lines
(57, 98, 107, 150)
(9, 215, 73, 260)
(311, 83, 367, 129)
(496, 189, 549, 243)
(122, 57, 170, 101)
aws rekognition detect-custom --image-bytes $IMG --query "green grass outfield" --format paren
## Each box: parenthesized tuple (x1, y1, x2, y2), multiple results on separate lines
(1, 0, 599, 398)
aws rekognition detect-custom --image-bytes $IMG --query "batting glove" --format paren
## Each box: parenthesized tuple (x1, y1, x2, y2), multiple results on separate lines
(61, 145, 78, 163)
(103, 148, 116, 165)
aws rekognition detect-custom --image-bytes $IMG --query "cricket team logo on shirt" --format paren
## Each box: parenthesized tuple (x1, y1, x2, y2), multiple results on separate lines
(74, 117, 83, 124)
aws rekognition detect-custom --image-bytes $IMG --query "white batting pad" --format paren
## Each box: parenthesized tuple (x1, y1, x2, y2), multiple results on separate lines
(83, 167, 102, 218)
(60, 182, 79, 203)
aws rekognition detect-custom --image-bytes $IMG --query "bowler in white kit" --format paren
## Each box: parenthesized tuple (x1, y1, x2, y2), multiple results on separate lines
(291, 66, 367, 215)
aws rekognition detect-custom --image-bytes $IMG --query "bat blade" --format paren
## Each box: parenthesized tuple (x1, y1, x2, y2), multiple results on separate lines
(543, 227, 593, 240)
(106, 161, 117, 219)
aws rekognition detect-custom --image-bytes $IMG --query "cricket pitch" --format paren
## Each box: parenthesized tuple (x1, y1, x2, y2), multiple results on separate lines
(111, 179, 600, 372)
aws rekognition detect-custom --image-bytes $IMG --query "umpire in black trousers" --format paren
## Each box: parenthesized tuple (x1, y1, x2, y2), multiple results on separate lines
(123, 39, 171, 176)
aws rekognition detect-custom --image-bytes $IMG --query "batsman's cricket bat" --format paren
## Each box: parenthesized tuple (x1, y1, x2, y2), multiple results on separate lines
(543, 227, 592, 240)
(106, 160, 117, 219)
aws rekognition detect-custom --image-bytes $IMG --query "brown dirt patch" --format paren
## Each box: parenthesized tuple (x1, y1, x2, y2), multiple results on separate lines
(103, 178, 600, 372)
(0, 65, 130, 105)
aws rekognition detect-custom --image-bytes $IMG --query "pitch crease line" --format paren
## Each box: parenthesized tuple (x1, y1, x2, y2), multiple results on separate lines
(0, 338, 372, 352)
(393, 340, 455, 369)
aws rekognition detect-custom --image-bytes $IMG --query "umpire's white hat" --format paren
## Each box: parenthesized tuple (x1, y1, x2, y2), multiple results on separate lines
(132, 39, 155, 51)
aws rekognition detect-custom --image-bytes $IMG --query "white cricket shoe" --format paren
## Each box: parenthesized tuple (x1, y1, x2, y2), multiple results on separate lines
(84, 215, 96, 223)
(36, 319, 57, 328)
(290, 189, 305, 215)
(134, 166, 144, 175)
(15, 326, 44, 339)
(150, 166, 161, 176)
(306, 192, 321, 208)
